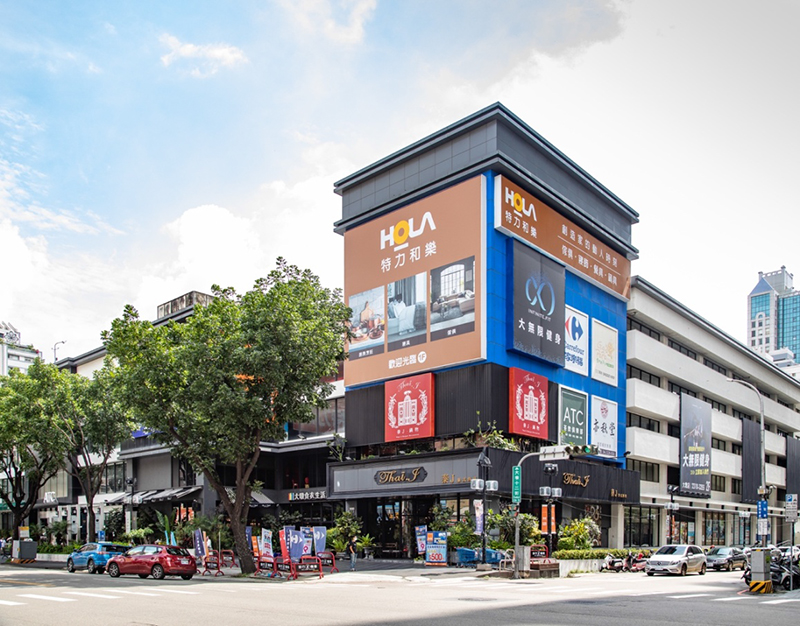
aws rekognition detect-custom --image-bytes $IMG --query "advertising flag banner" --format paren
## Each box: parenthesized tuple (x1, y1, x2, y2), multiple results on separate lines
(680, 394, 712, 497)
(564, 306, 589, 376)
(246, 526, 252, 548)
(251, 535, 260, 557)
(425, 531, 447, 567)
(289, 530, 305, 562)
(508, 367, 548, 439)
(415, 525, 427, 554)
(261, 529, 273, 558)
(591, 319, 618, 386)
(279, 528, 289, 558)
(541, 505, 549, 534)
(194, 529, 205, 558)
(344, 176, 485, 386)
(301, 526, 314, 555)
(559, 386, 588, 447)
(590, 396, 618, 458)
(385, 373, 435, 442)
(313, 527, 327, 555)
(511, 240, 566, 365)
(474, 499, 484, 535)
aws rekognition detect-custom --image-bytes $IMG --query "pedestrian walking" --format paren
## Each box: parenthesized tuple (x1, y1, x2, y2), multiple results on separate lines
(347, 534, 358, 571)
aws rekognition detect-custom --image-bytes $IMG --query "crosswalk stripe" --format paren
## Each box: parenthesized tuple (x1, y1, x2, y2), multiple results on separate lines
(761, 599, 800, 605)
(103, 590, 162, 596)
(17, 594, 75, 602)
(551, 587, 602, 593)
(589, 589, 633, 595)
(153, 589, 200, 595)
(0, 599, 25, 606)
(668, 594, 711, 599)
(64, 591, 121, 599)
(713, 597, 747, 602)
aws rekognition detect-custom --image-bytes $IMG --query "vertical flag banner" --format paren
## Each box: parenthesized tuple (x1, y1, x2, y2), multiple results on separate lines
(415, 525, 427, 554)
(289, 530, 305, 562)
(261, 529, 273, 557)
(474, 499, 484, 535)
(313, 527, 327, 555)
(680, 394, 712, 497)
(301, 526, 314, 555)
(279, 529, 288, 558)
(194, 529, 205, 558)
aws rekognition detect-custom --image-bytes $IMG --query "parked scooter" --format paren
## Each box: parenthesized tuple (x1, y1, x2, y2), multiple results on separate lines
(600, 553, 625, 573)
(623, 551, 647, 573)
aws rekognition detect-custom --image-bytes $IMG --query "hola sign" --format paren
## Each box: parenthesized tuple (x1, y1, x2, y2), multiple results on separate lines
(380, 212, 436, 251)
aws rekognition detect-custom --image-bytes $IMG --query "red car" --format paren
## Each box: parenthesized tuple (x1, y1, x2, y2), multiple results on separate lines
(106, 544, 197, 580)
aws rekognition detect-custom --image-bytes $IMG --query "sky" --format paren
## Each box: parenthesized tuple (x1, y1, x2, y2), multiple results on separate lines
(1, 0, 798, 362)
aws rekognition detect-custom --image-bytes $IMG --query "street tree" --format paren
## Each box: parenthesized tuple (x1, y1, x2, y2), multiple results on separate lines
(102, 259, 350, 573)
(0, 362, 71, 540)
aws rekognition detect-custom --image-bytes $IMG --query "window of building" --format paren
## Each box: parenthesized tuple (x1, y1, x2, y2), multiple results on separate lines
(627, 365, 661, 387)
(777, 398, 791, 409)
(627, 459, 660, 483)
(731, 443, 742, 456)
(733, 409, 753, 422)
(703, 358, 727, 376)
(732, 478, 742, 495)
(711, 475, 726, 492)
(668, 381, 697, 398)
(627, 317, 661, 340)
(732, 514, 751, 545)
(100, 462, 126, 493)
(704, 397, 727, 413)
(667, 423, 681, 438)
(624, 506, 660, 548)
(704, 511, 726, 545)
(711, 438, 726, 452)
(626, 412, 660, 433)
(668, 339, 697, 360)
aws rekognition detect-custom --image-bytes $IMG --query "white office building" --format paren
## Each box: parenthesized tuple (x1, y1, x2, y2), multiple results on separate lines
(0, 322, 40, 376)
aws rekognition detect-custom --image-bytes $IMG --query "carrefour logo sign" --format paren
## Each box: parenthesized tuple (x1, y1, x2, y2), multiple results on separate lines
(380, 212, 436, 251)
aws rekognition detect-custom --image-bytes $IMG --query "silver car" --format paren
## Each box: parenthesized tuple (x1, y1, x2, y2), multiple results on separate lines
(646, 544, 706, 576)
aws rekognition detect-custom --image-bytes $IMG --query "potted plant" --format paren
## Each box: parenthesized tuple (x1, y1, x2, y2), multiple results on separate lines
(359, 534, 376, 559)
(331, 537, 348, 560)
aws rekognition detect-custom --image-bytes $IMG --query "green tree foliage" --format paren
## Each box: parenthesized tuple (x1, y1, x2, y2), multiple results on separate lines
(486, 508, 542, 545)
(103, 509, 125, 542)
(428, 503, 454, 531)
(0, 362, 71, 539)
(557, 516, 601, 551)
(102, 259, 350, 573)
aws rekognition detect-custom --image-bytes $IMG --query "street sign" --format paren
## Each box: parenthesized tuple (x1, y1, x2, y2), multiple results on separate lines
(512, 466, 521, 503)
(786, 494, 798, 522)
(757, 499, 768, 519)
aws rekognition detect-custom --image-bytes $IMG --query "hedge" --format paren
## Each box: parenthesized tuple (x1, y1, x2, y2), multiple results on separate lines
(551, 548, 652, 560)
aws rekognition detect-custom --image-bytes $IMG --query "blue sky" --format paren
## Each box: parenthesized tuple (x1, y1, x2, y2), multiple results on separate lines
(2, 0, 799, 360)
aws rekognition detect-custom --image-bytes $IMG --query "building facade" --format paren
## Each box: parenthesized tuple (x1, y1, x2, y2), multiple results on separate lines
(0, 322, 40, 376)
(748, 266, 800, 365)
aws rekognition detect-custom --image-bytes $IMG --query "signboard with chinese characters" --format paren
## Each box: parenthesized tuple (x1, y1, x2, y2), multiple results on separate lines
(511, 240, 565, 365)
(288, 490, 327, 501)
(344, 176, 485, 386)
(385, 373, 435, 442)
(494, 175, 630, 298)
(559, 386, 587, 448)
(679, 394, 712, 497)
(508, 367, 549, 440)
(590, 395, 617, 458)
(564, 306, 589, 376)
(591, 319, 618, 387)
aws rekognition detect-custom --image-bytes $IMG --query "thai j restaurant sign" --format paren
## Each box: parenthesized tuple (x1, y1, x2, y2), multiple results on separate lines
(679, 393, 712, 497)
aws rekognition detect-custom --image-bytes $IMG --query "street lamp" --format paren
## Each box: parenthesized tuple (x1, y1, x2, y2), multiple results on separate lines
(53, 340, 66, 363)
(727, 378, 768, 547)
(542, 463, 560, 559)
(666, 485, 680, 545)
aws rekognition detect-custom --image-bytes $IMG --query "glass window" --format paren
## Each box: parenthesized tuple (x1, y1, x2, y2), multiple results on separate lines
(711, 475, 726, 492)
(627, 317, 661, 340)
(668, 339, 697, 360)
(626, 459, 659, 483)
(624, 506, 659, 548)
(704, 512, 726, 545)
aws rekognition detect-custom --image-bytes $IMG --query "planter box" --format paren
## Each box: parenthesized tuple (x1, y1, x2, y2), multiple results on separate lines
(557, 558, 604, 577)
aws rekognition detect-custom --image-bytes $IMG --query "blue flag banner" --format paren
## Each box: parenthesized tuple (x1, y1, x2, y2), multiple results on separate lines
(289, 530, 305, 562)
(313, 526, 327, 555)
(194, 529, 205, 558)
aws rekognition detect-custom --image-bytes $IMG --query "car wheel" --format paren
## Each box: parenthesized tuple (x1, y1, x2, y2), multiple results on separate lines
(138, 574, 149, 579)
(87, 559, 96, 574)
(647, 572, 654, 576)
(726, 561, 732, 572)
(699, 563, 706, 576)
(680, 564, 687, 576)
(181, 574, 193, 580)
(108, 563, 120, 578)
(67, 558, 75, 573)
(151, 564, 166, 580)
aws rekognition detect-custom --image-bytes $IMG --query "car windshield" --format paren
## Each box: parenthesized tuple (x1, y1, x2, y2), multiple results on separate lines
(708, 548, 729, 556)
(655, 546, 687, 556)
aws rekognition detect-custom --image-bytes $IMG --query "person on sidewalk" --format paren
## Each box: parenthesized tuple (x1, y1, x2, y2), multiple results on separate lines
(347, 535, 358, 571)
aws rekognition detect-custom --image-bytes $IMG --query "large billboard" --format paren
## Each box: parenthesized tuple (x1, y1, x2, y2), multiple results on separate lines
(564, 305, 589, 376)
(494, 175, 631, 299)
(559, 386, 588, 448)
(511, 240, 565, 366)
(344, 176, 485, 386)
(591, 319, 619, 387)
(385, 373, 435, 442)
(508, 367, 548, 440)
(590, 395, 617, 458)
(680, 393, 712, 497)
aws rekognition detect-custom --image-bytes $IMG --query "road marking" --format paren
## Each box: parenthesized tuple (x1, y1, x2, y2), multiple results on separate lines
(17, 594, 75, 602)
(588, 588, 633, 595)
(0, 599, 25, 606)
(629, 592, 669, 597)
(551, 587, 603, 593)
(154, 589, 200, 594)
(668, 594, 711, 599)
(761, 599, 800, 605)
(103, 589, 163, 596)
(713, 597, 748, 602)
(64, 591, 121, 599)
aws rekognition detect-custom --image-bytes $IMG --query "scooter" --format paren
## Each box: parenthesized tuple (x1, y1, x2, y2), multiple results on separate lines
(600, 553, 625, 573)
(623, 551, 647, 572)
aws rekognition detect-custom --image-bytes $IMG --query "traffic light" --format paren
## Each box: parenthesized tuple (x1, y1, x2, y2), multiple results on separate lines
(565, 444, 599, 457)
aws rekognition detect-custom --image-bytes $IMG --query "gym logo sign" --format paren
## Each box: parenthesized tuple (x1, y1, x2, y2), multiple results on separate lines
(380, 212, 436, 251)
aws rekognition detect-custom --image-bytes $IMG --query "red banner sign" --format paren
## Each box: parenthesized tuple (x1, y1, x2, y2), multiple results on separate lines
(385, 373, 435, 442)
(508, 368, 548, 440)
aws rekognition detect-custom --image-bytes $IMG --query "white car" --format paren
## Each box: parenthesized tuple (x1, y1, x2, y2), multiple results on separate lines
(646, 544, 706, 576)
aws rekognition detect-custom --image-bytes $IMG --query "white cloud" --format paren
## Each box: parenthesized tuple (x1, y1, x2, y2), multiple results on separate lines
(277, 0, 376, 45)
(159, 34, 248, 78)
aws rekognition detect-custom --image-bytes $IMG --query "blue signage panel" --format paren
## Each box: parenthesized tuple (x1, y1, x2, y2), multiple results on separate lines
(757, 499, 768, 519)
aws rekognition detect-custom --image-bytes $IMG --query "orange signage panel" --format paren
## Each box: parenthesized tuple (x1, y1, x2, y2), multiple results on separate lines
(494, 175, 631, 298)
(344, 176, 485, 387)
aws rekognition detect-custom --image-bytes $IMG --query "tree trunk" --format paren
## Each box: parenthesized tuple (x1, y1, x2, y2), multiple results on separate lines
(86, 493, 96, 542)
(230, 516, 256, 574)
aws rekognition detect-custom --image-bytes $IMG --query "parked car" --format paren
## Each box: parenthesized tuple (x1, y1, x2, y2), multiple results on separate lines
(645, 544, 706, 576)
(106, 544, 197, 580)
(67, 542, 131, 575)
(705, 546, 747, 571)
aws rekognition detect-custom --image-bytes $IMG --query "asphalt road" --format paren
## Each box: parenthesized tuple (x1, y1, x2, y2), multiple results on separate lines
(0, 563, 797, 626)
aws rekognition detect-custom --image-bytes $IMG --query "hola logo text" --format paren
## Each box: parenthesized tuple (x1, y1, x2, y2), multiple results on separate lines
(505, 186, 537, 219)
(380, 212, 436, 251)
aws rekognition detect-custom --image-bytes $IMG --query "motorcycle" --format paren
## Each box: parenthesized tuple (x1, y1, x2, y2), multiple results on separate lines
(623, 551, 647, 573)
(600, 553, 625, 573)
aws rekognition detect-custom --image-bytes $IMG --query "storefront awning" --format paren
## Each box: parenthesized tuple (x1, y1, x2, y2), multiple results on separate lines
(104, 486, 201, 506)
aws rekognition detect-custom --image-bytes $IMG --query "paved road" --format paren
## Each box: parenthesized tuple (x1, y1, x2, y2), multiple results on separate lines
(0, 562, 797, 626)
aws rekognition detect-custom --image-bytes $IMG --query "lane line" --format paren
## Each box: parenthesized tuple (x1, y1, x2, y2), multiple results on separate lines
(153, 589, 201, 594)
(588, 588, 634, 595)
(64, 591, 121, 599)
(0, 599, 25, 606)
(713, 597, 747, 602)
(668, 594, 711, 599)
(17, 594, 75, 602)
(761, 599, 800, 605)
(102, 589, 162, 596)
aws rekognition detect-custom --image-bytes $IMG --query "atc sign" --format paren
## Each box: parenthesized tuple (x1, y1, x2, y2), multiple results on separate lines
(385, 373, 435, 442)
(508, 368, 548, 440)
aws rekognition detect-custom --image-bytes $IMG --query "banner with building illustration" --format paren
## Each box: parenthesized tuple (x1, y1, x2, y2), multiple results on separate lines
(508, 367, 548, 440)
(680, 393, 712, 497)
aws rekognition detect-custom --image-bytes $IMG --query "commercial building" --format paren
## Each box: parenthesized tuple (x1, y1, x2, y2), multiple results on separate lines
(0, 322, 40, 376)
(748, 266, 800, 366)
